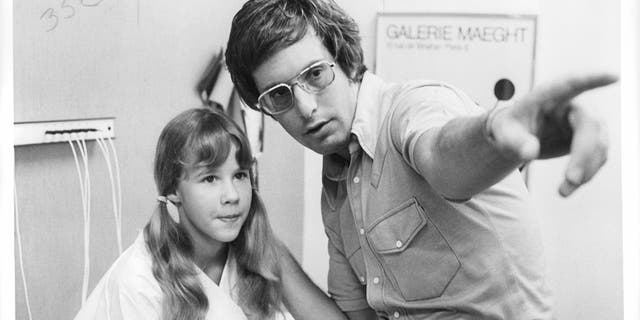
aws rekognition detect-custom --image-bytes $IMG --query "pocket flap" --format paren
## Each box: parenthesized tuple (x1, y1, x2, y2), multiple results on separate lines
(367, 198, 426, 254)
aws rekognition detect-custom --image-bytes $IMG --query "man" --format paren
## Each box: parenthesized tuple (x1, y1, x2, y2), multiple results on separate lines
(225, 0, 617, 319)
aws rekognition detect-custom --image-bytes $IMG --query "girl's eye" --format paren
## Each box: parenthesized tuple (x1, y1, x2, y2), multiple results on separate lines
(234, 171, 249, 180)
(203, 175, 218, 183)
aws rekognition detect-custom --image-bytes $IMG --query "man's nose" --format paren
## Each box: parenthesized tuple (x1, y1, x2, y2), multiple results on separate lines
(292, 85, 318, 119)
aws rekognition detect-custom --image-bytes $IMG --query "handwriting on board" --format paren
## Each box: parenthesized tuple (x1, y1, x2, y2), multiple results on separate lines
(40, 0, 105, 32)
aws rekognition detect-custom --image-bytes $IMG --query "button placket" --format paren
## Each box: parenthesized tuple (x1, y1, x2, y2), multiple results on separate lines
(346, 149, 374, 297)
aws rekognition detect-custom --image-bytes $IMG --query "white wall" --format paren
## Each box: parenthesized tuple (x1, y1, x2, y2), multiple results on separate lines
(1, 0, 15, 318)
(530, 0, 621, 319)
(301, 1, 625, 319)
(621, 0, 640, 318)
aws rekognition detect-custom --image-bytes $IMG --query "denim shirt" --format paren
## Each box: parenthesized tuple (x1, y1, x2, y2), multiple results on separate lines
(322, 72, 553, 319)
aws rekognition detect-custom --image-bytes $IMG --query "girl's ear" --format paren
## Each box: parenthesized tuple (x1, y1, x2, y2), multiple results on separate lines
(164, 192, 181, 224)
(167, 192, 181, 204)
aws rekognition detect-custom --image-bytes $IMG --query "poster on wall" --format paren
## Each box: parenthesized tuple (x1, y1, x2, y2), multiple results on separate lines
(376, 13, 537, 109)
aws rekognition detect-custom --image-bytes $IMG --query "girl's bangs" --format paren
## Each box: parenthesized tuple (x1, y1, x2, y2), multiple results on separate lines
(181, 120, 253, 170)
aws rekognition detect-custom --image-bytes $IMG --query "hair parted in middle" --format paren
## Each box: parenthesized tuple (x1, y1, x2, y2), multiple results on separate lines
(225, 0, 367, 110)
(144, 107, 283, 320)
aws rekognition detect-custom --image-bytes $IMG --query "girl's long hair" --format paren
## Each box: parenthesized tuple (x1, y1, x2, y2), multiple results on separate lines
(143, 107, 283, 320)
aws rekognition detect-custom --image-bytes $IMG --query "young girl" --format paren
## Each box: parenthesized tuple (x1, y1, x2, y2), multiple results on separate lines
(75, 108, 346, 320)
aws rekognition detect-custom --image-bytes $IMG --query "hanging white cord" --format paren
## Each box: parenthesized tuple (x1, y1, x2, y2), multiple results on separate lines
(67, 136, 87, 213)
(14, 185, 34, 320)
(66, 135, 90, 305)
(107, 137, 123, 251)
(95, 137, 123, 253)
(95, 137, 121, 252)
(76, 137, 92, 305)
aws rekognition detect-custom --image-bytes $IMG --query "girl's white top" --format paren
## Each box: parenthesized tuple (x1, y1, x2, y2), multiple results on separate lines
(74, 233, 248, 320)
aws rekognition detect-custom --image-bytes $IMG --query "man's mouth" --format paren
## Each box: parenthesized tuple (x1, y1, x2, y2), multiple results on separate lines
(305, 120, 329, 135)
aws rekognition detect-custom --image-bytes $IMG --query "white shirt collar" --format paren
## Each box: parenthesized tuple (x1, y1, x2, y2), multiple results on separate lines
(351, 71, 388, 158)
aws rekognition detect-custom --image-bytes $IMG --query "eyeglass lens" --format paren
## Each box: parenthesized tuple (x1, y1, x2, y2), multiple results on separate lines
(259, 62, 334, 113)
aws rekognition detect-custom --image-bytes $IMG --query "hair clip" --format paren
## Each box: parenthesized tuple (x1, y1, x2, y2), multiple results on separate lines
(157, 195, 180, 223)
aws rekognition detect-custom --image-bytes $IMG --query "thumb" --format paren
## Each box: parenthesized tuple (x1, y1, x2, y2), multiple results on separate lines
(491, 114, 540, 161)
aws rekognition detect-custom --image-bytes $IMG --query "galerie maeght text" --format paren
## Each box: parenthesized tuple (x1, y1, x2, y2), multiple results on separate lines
(386, 24, 529, 43)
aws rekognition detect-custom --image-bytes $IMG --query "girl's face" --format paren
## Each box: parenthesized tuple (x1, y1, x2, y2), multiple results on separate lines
(172, 144, 252, 247)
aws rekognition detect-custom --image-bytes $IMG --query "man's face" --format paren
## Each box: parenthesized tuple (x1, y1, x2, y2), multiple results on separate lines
(252, 31, 358, 155)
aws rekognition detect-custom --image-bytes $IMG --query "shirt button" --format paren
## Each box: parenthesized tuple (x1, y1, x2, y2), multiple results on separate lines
(353, 176, 360, 184)
(395, 240, 403, 248)
(359, 228, 365, 235)
(373, 277, 380, 284)
(393, 311, 400, 318)
(359, 276, 365, 283)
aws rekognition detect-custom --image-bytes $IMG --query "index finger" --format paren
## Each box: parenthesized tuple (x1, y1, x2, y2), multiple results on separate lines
(525, 73, 618, 112)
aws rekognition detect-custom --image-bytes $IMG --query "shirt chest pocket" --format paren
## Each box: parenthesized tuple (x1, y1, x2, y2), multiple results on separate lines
(366, 198, 461, 301)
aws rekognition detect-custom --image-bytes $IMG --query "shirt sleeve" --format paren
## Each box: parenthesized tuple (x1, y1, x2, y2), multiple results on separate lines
(106, 273, 163, 320)
(326, 238, 370, 312)
(74, 265, 163, 320)
(389, 83, 483, 174)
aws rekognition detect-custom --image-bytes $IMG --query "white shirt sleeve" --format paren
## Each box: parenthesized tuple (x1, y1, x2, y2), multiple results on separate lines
(73, 268, 163, 320)
(74, 236, 163, 320)
(389, 83, 483, 173)
(105, 268, 164, 320)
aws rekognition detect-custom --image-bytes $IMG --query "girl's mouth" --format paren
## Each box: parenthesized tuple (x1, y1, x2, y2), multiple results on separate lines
(218, 214, 241, 222)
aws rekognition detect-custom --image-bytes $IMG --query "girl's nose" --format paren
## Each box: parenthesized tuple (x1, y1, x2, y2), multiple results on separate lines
(221, 180, 240, 204)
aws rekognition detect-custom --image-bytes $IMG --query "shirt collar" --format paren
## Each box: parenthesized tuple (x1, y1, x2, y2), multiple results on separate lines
(322, 72, 387, 181)
(323, 151, 349, 181)
(351, 71, 386, 159)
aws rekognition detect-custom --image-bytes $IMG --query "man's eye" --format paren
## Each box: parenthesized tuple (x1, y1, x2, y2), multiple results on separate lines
(304, 65, 329, 87)
(307, 66, 325, 79)
(270, 86, 290, 98)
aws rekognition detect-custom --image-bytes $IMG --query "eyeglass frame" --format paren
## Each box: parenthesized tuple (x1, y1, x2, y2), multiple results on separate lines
(256, 60, 336, 116)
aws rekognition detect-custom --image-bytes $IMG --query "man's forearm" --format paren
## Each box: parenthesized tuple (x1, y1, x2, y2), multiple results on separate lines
(413, 111, 523, 200)
(279, 248, 348, 320)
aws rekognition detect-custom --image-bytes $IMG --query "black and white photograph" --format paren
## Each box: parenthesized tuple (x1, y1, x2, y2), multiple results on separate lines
(1, 0, 638, 319)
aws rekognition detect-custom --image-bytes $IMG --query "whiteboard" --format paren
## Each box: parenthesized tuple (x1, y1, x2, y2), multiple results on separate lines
(376, 13, 537, 109)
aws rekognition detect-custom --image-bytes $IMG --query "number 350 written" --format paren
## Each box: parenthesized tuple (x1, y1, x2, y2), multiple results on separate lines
(40, 0, 105, 32)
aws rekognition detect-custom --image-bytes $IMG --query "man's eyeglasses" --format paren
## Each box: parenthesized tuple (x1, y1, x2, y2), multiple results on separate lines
(257, 60, 336, 115)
